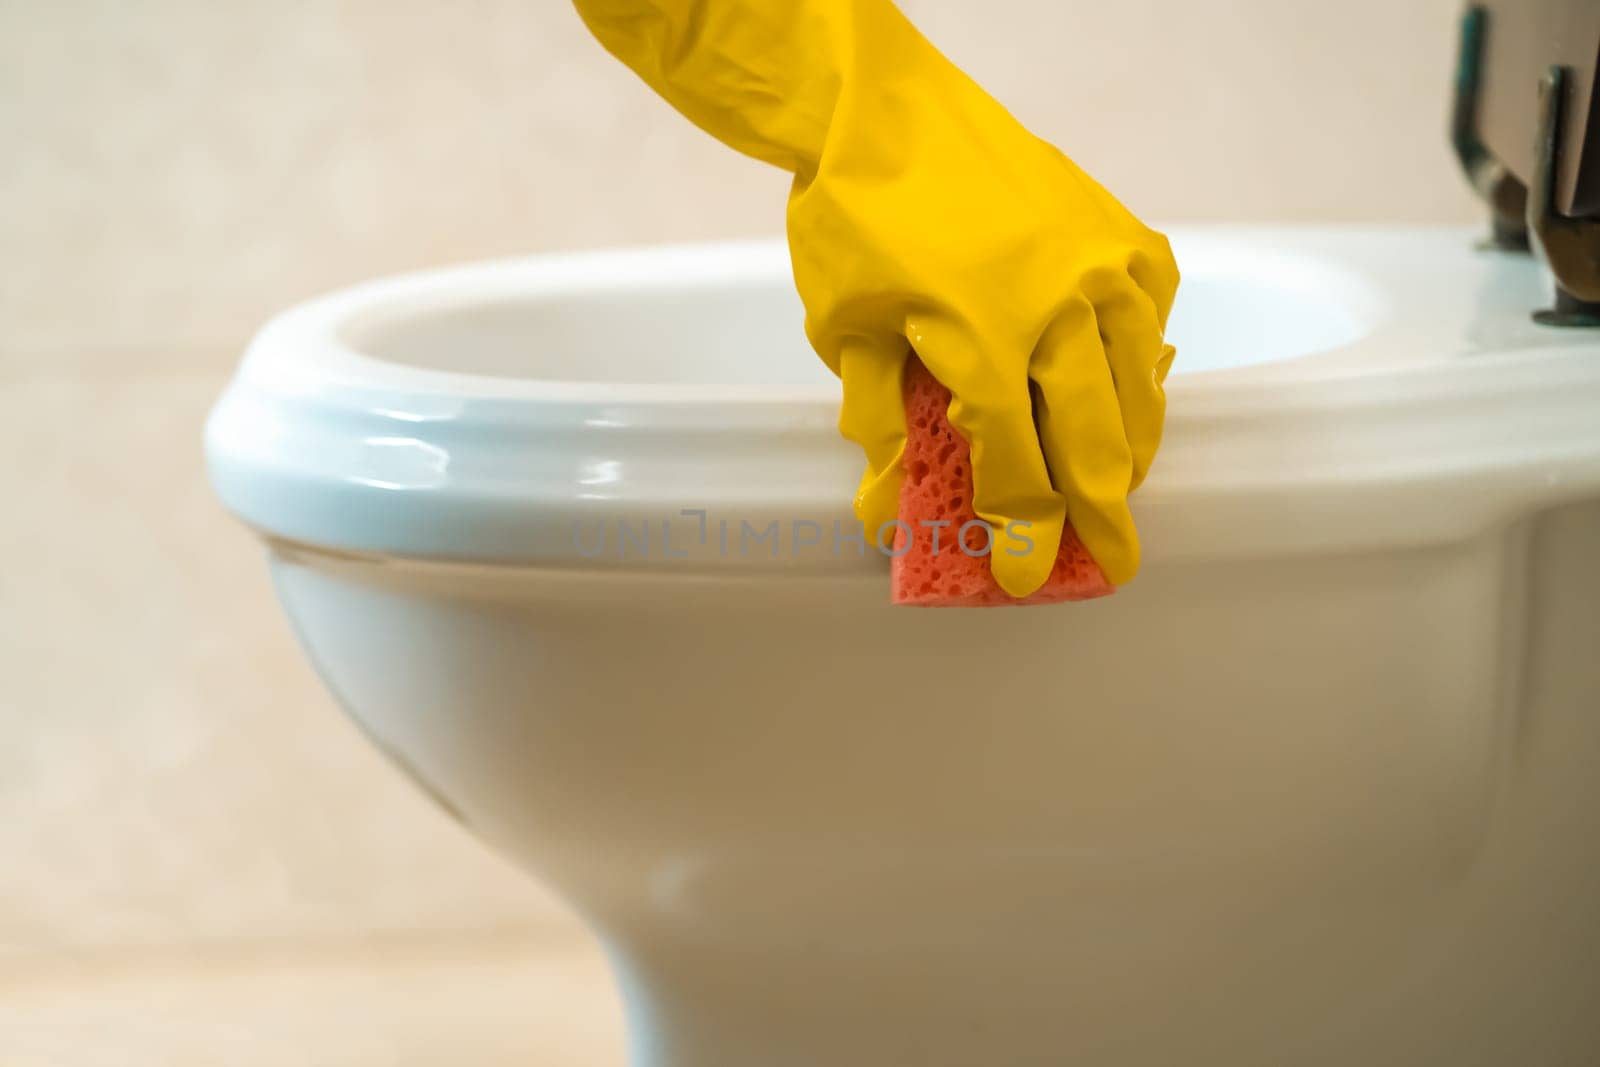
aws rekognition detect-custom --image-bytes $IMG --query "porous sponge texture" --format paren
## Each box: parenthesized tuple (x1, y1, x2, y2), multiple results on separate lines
(891, 357, 1115, 607)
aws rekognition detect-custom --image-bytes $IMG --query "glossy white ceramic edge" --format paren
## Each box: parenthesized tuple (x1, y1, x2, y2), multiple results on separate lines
(204, 227, 1600, 569)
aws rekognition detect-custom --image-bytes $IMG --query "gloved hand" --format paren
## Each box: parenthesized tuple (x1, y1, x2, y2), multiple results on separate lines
(573, 0, 1178, 594)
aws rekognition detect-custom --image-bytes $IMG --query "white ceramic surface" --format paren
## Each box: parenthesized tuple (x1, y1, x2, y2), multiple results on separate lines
(206, 228, 1600, 1066)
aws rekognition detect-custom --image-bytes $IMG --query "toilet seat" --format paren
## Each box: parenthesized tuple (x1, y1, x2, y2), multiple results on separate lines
(206, 227, 1600, 570)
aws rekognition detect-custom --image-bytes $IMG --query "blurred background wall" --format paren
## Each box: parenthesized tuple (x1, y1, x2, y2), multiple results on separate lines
(1, 0, 1480, 964)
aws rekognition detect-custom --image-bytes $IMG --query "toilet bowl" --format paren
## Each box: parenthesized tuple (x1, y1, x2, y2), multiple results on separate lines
(206, 227, 1600, 1066)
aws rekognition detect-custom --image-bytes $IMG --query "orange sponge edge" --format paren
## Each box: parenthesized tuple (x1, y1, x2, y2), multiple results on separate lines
(889, 357, 1115, 607)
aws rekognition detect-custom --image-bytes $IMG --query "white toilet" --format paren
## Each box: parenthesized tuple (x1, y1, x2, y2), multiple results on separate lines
(206, 228, 1600, 1066)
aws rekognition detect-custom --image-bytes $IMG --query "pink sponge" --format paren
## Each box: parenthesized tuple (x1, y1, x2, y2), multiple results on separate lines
(890, 357, 1115, 607)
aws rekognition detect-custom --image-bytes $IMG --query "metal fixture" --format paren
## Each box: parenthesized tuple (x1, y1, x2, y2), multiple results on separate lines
(1452, 7, 1531, 251)
(1529, 66, 1600, 326)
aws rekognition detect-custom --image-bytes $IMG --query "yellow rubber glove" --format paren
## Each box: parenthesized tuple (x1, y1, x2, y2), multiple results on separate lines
(573, 0, 1178, 593)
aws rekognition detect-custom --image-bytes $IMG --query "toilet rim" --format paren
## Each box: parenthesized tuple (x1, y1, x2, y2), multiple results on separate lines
(206, 228, 1600, 572)
(222, 227, 1600, 409)
(242, 238, 844, 411)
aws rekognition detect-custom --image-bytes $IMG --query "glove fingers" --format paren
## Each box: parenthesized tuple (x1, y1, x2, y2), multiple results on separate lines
(837, 335, 912, 546)
(915, 322, 1066, 600)
(1030, 297, 1140, 586)
(1094, 278, 1170, 491)
(1155, 343, 1177, 387)
(1129, 231, 1181, 332)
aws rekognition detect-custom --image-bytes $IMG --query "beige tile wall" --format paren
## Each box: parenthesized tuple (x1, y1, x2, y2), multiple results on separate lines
(2, 0, 1481, 364)
(2, 0, 1483, 959)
